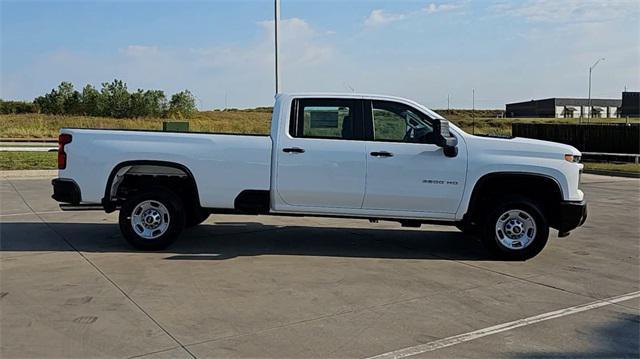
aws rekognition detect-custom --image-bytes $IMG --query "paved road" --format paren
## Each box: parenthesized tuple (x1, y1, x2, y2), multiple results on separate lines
(1, 174, 638, 358)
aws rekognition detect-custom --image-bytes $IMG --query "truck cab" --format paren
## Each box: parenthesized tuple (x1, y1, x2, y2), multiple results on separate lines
(271, 94, 465, 219)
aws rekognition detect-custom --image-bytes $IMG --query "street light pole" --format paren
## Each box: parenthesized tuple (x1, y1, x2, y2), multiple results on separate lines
(274, 0, 281, 95)
(587, 57, 604, 122)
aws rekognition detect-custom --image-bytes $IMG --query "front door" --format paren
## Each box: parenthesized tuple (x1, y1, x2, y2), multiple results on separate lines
(362, 100, 466, 215)
(274, 98, 367, 209)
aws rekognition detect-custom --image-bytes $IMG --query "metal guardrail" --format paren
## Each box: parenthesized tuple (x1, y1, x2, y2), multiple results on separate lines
(0, 147, 57, 152)
(0, 140, 58, 152)
(582, 152, 640, 164)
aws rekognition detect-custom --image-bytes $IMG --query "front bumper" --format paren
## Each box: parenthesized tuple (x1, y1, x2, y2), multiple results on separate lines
(51, 178, 81, 204)
(556, 199, 587, 235)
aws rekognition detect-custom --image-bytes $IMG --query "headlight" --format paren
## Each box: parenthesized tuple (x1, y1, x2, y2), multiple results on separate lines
(565, 154, 581, 163)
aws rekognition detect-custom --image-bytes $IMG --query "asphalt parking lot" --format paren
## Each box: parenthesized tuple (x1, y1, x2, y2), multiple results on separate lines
(1, 173, 639, 358)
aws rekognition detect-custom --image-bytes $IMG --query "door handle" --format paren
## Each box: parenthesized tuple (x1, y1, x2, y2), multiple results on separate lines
(370, 151, 394, 157)
(283, 147, 305, 153)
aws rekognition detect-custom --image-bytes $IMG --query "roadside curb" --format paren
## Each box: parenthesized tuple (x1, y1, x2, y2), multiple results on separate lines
(583, 169, 640, 179)
(0, 169, 57, 179)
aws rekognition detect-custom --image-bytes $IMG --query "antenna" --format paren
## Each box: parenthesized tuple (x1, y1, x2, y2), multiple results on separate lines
(344, 83, 355, 93)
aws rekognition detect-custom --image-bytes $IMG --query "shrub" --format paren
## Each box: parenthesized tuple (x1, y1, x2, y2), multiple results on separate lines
(0, 100, 38, 114)
(167, 90, 197, 119)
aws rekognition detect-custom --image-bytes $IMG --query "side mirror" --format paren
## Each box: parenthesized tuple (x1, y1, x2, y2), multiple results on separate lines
(434, 119, 458, 158)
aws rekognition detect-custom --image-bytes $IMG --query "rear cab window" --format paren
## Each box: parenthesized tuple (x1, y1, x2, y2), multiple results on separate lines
(289, 98, 364, 140)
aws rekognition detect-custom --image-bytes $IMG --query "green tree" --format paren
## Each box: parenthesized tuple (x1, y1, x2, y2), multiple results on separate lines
(34, 81, 79, 115)
(129, 89, 167, 118)
(31, 80, 196, 119)
(100, 79, 130, 118)
(167, 90, 197, 119)
(63, 90, 83, 115)
(80, 84, 102, 116)
(144, 90, 167, 117)
(129, 89, 147, 118)
(34, 92, 57, 114)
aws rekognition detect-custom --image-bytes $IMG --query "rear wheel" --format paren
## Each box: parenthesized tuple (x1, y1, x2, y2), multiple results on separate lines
(481, 197, 549, 260)
(119, 187, 185, 250)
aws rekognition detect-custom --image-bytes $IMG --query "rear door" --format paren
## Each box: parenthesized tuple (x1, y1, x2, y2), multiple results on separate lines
(362, 100, 466, 215)
(274, 98, 367, 209)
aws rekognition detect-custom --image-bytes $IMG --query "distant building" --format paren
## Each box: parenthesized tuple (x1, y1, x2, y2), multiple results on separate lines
(620, 92, 639, 118)
(505, 98, 621, 118)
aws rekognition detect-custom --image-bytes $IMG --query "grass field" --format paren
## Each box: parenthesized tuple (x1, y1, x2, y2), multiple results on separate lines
(2, 110, 637, 139)
(0, 152, 57, 170)
(0, 110, 272, 139)
(582, 162, 640, 174)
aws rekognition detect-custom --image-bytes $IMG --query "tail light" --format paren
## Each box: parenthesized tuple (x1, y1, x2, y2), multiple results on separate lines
(58, 133, 72, 169)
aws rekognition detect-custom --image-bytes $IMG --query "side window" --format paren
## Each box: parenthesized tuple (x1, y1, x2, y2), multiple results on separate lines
(290, 99, 360, 140)
(371, 100, 435, 143)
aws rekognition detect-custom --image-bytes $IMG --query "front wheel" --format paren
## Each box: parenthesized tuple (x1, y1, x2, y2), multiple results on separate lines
(185, 206, 210, 228)
(119, 187, 185, 250)
(481, 197, 549, 261)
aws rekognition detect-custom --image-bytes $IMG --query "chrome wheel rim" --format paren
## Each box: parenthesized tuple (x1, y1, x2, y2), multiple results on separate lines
(130, 200, 170, 239)
(495, 209, 536, 250)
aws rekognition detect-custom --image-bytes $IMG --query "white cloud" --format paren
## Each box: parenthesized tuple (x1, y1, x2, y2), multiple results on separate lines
(364, 9, 406, 27)
(364, 2, 463, 27)
(493, 0, 639, 23)
(424, 3, 460, 14)
(257, 17, 334, 65)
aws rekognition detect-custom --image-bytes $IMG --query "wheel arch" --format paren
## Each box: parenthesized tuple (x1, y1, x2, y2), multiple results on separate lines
(102, 160, 201, 212)
(464, 172, 564, 227)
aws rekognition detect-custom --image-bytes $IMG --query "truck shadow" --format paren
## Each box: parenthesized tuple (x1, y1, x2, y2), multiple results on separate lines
(0, 221, 494, 261)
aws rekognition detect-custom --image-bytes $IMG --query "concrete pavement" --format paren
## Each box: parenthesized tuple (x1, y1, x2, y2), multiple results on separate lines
(1, 174, 638, 358)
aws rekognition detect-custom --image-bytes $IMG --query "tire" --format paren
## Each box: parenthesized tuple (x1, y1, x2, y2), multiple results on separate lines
(119, 187, 185, 250)
(185, 206, 209, 228)
(480, 196, 549, 261)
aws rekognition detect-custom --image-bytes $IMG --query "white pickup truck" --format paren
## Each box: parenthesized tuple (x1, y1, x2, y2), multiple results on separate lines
(52, 93, 587, 260)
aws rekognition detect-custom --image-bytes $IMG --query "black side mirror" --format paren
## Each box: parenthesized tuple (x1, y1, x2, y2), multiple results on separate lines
(434, 119, 458, 157)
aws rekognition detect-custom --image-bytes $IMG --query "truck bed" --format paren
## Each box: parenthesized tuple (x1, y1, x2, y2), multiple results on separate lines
(59, 128, 272, 208)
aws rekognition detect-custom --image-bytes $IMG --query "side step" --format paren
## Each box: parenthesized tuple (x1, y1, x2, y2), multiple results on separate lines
(60, 204, 104, 211)
(400, 220, 422, 228)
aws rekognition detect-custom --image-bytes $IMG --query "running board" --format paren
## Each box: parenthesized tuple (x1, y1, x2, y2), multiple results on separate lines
(60, 204, 104, 211)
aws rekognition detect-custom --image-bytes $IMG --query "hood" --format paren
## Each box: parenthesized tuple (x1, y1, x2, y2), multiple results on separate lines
(465, 134, 581, 160)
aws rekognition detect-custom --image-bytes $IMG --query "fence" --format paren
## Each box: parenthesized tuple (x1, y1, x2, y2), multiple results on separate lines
(512, 123, 640, 154)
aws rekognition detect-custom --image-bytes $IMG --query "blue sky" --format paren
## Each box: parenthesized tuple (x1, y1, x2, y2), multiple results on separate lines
(2, 0, 639, 109)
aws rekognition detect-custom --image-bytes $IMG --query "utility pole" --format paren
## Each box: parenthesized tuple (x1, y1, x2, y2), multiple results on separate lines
(447, 94, 450, 112)
(472, 89, 475, 135)
(274, 0, 281, 95)
(587, 57, 605, 123)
